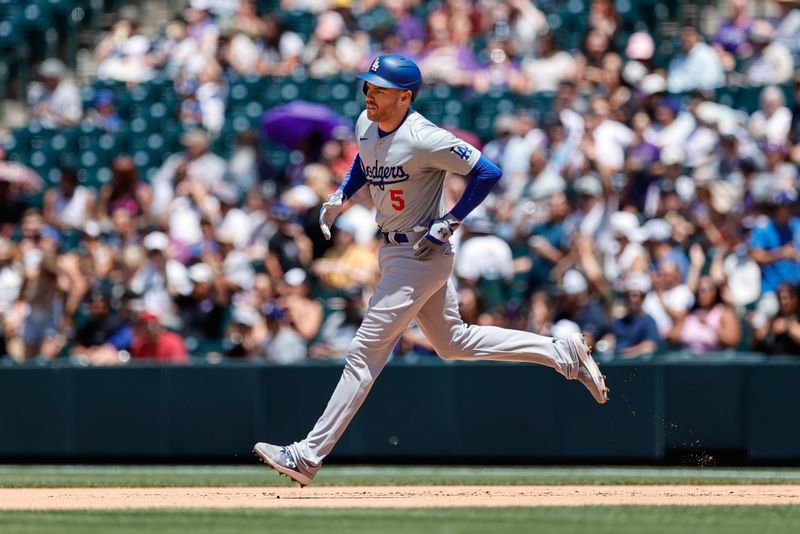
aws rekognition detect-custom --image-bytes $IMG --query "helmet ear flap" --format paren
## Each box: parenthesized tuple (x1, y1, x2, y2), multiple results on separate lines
(362, 82, 368, 96)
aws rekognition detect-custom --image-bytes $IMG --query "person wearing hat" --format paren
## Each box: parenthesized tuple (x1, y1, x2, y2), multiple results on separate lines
(667, 26, 725, 93)
(27, 58, 82, 129)
(130, 311, 188, 362)
(743, 19, 793, 86)
(276, 267, 323, 342)
(555, 269, 609, 349)
(175, 262, 229, 344)
(129, 231, 191, 320)
(606, 211, 649, 292)
(571, 174, 606, 239)
(225, 305, 267, 359)
(642, 218, 690, 276)
(642, 259, 696, 338)
(600, 272, 660, 358)
(266, 202, 313, 285)
(84, 89, 122, 133)
(454, 216, 513, 294)
(749, 192, 800, 295)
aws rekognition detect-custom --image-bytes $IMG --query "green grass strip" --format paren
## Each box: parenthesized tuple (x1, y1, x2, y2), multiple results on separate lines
(1, 506, 799, 534)
(2, 465, 800, 488)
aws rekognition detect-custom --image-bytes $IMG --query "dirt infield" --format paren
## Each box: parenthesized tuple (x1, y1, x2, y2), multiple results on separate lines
(2, 485, 800, 510)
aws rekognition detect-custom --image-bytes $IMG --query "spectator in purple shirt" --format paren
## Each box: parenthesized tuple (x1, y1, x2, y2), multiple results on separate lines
(712, 0, 754, 73)
(387, 0, 426, 57)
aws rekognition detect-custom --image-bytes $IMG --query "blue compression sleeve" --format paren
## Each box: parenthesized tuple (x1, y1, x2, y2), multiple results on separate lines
(339, 154, 367, 200)
(449, 155, 502, 221)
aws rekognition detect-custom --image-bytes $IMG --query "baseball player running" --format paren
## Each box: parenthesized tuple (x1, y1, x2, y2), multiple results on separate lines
(254, 55, 608, 486)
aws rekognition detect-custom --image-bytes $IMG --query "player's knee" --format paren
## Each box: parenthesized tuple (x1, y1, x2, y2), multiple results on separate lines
(435, 329, 473, 361)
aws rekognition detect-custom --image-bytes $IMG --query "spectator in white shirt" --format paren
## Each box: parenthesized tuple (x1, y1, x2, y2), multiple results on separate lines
(643, 260, 695, 337)
(748, 85, 793, 145)
(129, 232, 191, 321)
(27, 59, 82, 129)
(743, 19, 794, 86)
(151, 130, 226, 219)
(43, 167, 96, 231)
(94, 17, 156, 84)
(454, 217, 514, 284)
(644, 96, 697, 150)
(667, 26, 725, 93)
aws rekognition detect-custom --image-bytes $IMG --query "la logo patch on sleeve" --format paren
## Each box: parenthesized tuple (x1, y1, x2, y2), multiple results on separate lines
(450, 145, 473, 160)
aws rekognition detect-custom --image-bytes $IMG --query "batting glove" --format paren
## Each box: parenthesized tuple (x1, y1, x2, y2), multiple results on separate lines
(413, 213, 460, 259)
(319, 190, 345, 240)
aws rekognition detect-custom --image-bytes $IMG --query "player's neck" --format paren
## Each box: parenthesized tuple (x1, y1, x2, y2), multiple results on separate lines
(377, 106, 410, 134)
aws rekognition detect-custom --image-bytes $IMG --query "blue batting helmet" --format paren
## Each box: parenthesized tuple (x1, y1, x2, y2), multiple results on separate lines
(357, 54, 422, 100)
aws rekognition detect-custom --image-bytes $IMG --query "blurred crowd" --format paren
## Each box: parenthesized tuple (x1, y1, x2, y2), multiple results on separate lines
(1, 0, 799, 364)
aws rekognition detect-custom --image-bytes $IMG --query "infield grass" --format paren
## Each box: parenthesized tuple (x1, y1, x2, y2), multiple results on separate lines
(2, 465, 800, 487)
(1, 506, 799, 534)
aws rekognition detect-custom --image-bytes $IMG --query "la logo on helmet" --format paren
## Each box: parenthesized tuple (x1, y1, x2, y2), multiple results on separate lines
(370, 58, 380, 72)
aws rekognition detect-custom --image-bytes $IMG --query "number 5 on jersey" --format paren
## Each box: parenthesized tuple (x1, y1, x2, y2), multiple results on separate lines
(389, 189, 405, 211)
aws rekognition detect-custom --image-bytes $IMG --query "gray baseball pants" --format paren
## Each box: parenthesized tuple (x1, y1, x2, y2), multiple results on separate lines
(290, 242, 579, 472)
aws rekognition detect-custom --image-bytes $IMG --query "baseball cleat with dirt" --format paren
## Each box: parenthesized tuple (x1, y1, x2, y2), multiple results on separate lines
(567, 332, 609, 404)
(253, 442, 314, 487)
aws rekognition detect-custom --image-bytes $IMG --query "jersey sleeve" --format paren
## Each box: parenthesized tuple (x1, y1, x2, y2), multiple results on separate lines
(418, 124, 481, 175)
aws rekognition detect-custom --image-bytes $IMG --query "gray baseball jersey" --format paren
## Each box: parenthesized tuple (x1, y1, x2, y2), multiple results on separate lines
(354, 110, 481, 232)
(282, 109, 587, 479)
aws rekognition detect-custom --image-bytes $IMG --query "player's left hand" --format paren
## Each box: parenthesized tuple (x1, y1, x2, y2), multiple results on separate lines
(413, 213, 460, 259)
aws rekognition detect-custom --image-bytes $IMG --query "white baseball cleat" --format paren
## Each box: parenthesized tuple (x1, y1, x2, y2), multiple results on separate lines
(253, 442, 314, 487)
(566, 332, 609, 404)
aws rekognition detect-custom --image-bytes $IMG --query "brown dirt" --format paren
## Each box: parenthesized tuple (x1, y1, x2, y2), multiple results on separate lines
(1, 485, 799, 510)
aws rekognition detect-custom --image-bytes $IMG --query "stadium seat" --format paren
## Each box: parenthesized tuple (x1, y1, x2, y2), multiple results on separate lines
(0, 14, 22, 50)
(129, 132, 169, 173)
(471, 92, 517, 141)
(281, 10, 316, 39)
(261, 140, 289, 171)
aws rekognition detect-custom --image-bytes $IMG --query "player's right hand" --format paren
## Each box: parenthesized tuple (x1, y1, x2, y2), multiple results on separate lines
(413, 213, 460, 259)
(319, 190, 345, 240)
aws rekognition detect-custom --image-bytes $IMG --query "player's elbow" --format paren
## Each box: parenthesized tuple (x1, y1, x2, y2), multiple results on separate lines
(480, 158, 502, 184)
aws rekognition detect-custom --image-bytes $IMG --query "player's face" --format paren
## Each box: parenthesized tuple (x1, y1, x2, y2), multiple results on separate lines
(365, 83, 411, 123)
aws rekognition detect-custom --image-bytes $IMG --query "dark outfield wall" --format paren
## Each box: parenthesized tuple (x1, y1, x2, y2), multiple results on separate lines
(1, 358, 798, 463)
